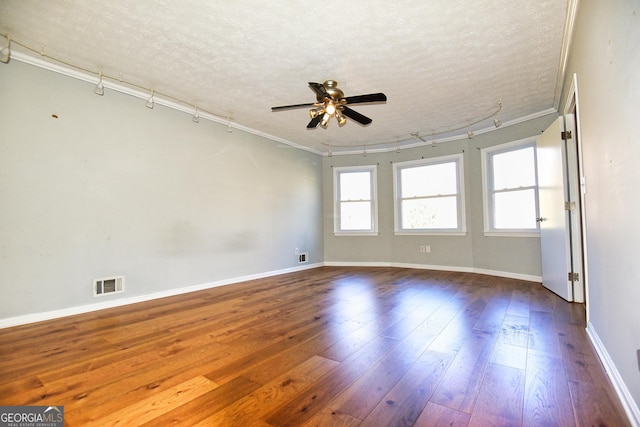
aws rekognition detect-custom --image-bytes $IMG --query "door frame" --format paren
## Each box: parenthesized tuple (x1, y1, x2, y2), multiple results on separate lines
(564, 73, 589, 322)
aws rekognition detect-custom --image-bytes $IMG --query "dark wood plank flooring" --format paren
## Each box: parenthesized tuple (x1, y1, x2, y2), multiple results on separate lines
(0, 267, 630, 426)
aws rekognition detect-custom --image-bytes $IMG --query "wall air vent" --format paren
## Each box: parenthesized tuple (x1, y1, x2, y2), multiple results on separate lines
(93, 276, 124, 297)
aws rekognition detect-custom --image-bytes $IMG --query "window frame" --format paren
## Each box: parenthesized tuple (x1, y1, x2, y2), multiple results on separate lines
(393, 153, 466, 235)
(481, 138, 540, 237)
(333, 165, 379, 236)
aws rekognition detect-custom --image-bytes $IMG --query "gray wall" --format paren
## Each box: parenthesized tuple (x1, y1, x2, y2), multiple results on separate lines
(323, 113, 556, 278)
(561, 0, 640, 416)
(0, 60, 323, 321)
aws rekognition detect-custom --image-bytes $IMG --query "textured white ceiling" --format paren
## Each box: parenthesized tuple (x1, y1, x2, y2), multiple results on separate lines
(0, 0, 569, 153)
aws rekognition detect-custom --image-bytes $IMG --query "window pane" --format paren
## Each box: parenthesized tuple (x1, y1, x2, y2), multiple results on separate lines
(493, 147, 535, 190)
(494, 189, 537, 229)
(400, 163, 456, 197)
(340, 201, 372, 230)
(340, 172, 370, 201)
(401, 196, 458, 229)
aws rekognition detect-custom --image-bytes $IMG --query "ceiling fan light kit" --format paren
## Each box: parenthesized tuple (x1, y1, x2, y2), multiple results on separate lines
(272, 80, 387, 129)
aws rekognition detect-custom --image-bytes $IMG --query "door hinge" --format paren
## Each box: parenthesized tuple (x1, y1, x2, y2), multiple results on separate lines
(568, 272, 579, 281)
(565, 201, 576, 211)
(561, 130, 572, 140)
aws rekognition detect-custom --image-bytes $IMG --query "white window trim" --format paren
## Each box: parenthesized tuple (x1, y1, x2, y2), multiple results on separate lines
(333, 165, 379, 236)
(393, 153, 466, 235)
(481, 137, 540, 237)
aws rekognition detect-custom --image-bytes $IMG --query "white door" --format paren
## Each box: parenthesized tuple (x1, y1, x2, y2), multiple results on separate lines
(536, 116, 573, 301)
(563, 113, 585, 303)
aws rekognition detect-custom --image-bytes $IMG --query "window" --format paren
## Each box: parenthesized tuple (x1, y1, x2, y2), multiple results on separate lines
(333, 165, 378, 235)
(482, 139, 539, 235)
(393, 154, 466, 234)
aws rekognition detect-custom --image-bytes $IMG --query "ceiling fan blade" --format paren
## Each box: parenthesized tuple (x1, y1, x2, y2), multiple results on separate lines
(307, 113, 325, 129)
(271, 102, 316, 111)
(309, 82, 330, 100)
(341, 106, 372, 126)
(341, 93, 387, 104)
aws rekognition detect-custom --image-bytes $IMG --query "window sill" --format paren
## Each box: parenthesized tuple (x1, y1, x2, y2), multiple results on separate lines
(484, 231, 540, 238)
(334, 232, 379, 237)
(394, 231, 467, 237)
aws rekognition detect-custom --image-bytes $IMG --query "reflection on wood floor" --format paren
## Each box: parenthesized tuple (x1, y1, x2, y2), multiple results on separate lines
(0, 267, 630, 426)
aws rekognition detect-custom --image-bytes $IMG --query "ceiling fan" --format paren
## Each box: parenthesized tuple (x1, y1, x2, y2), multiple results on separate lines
(271, 80, 387, 129)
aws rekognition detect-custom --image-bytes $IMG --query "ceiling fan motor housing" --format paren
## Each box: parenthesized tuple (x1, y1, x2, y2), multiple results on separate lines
(320, 80, 344, 101)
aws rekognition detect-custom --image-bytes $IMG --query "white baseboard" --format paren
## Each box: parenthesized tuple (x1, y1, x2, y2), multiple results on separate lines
(586, 322, 640, 427)
(323, 261, 542, 283)
(324, 261, 393, 268)
(0, 263, 322, 329)
(0, 262, 539, 329)
(470, 267, 541, 283)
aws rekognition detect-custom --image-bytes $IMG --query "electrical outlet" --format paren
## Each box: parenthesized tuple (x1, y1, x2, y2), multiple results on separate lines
(419, 245, 431, 253)
(295, 248, 299, 255)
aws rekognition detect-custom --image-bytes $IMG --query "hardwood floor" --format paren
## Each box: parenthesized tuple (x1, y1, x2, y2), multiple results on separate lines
(0, 267, 630, 426)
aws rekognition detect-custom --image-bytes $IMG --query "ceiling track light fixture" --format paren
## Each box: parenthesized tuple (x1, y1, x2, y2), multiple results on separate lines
(94, 71, 104, 96)
(411, 132, 427, 144)
(0, 35, 11, 63)
(145, 89, 155, 109)
(192, 105, 199, 123)
(493, 100, 503, 127)
(467, 125, 474, 139)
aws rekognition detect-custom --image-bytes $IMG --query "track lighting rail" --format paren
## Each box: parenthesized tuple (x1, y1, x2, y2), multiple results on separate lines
(0, 33, 233, 131)
(321, 100, 503, 150)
